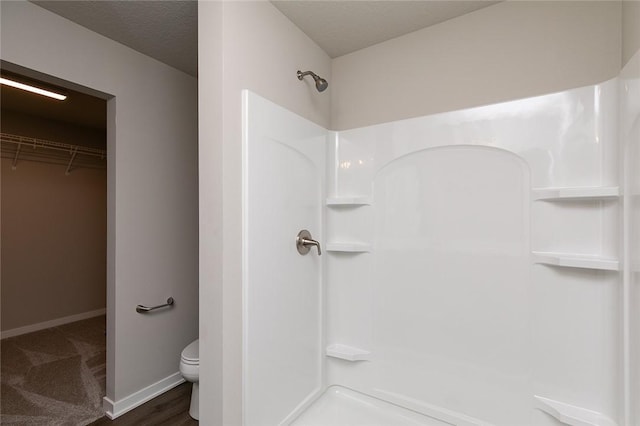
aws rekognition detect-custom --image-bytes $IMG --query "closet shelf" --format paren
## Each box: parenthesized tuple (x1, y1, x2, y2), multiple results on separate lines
(532, 186, 620, 201)
(326, 242, 372, 253)
(326, 196, 372, 206)
(326, 344, 371, 362)
(1, 132, 106, 174)
(532, 251, 619, 271)
(534, 396, 618, 426)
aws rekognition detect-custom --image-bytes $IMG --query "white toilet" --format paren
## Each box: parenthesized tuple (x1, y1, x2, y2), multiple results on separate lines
(180, 339, 199, 420)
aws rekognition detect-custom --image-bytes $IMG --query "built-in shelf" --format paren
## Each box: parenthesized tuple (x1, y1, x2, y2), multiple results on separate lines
(326, 242, 372, 253)
(532, 186, 620, 201)
(326, 344, 371, 362)
(535, 396, 618, 426)
(532, 251, 619, 271)
(326, 196, 372, 206)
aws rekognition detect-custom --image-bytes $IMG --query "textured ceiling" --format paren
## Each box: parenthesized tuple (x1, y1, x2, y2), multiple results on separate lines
(272, 1, 499, 58)
(31, 0, 198, 77)
(28, 1, 498, 77)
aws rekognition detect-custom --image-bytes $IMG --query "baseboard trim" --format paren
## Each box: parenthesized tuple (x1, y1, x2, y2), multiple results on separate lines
(1, 308, 107, 339)
(103, 372, 185, 419)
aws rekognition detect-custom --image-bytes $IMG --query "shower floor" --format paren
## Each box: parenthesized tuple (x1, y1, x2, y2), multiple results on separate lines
(290, 386, 450, 426)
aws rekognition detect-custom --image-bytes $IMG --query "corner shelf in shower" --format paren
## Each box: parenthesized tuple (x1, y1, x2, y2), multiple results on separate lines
(326, 242, 372, 253)
(534, 395, 618, 426)
(326, 344, 371, 361)
(326, 196, 372, 206)
(532, 251, 619, 271)
(532, 186, 620, 201)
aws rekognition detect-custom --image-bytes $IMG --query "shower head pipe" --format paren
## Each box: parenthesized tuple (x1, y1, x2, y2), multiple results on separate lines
(297, 70, 328, 92)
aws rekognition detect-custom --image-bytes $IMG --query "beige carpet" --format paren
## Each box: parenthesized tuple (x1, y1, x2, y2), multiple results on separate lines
(1, 316, 106, 425)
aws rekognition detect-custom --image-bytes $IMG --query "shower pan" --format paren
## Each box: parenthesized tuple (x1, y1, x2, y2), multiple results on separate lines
(242, 56, 639, 426)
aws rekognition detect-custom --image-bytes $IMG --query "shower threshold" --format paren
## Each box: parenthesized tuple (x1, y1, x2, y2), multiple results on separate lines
(290, 386, 450, 426)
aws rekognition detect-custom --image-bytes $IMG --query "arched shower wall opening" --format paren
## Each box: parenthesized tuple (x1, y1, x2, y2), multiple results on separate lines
(242, 72, 631, 425)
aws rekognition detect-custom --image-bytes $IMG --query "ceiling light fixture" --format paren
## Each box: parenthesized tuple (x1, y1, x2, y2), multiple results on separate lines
(0, 77, 67, 101)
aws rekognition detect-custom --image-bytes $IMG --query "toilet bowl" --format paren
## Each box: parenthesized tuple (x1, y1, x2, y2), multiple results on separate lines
(180, 339, 199, 420)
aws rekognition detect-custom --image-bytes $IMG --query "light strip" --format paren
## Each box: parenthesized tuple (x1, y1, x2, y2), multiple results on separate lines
(0, 77, 67, 101)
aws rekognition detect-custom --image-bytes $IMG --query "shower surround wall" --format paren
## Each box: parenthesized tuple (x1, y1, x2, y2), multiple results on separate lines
(244, 72, 634, 424)
(327, 81, 620, 426)
(243, 92, 327, 426)
(620, 51, 640, 426)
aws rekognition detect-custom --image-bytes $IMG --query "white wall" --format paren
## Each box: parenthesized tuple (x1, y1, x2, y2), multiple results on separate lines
(198, 2, 331, 424)
(1, 0, 198, 411)
(331, 1, 622, 130)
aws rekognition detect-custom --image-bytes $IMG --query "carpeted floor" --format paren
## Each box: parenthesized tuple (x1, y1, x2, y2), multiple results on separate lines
(1, 315, 106, 425)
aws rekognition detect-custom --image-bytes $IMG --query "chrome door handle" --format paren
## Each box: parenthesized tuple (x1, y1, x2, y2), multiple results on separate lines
(296, 230, 321, 255)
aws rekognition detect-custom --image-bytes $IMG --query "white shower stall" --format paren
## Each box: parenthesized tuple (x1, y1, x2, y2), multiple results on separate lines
(242, 51, 640, 426)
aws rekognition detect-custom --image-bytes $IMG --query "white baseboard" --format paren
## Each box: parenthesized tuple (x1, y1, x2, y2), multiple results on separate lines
(1, 308, 107, 339)
(103, 372, 185, 419)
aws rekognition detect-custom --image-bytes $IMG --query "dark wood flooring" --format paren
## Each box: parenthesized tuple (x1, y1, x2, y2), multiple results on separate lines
(88, 382, 198, 426)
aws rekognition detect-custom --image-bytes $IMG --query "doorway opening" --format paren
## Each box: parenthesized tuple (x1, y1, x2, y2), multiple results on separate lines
(1, 65, 109, 425)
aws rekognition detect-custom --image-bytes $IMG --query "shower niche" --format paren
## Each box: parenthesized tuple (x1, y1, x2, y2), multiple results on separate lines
(243, 73, 630, 425)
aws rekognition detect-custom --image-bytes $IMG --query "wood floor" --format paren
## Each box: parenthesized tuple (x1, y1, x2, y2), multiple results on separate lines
(88, 382, 198, 426)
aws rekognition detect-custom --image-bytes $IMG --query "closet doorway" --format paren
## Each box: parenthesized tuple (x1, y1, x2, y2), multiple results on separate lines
(1, 68, 109, 424)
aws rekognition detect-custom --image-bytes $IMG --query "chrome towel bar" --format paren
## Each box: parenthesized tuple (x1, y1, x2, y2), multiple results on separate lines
(136, 297, 174, 314)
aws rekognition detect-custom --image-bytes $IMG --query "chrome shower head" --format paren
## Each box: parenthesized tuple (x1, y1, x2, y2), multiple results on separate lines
(297, 70, 328, 92)
(315, 76, 329, 92)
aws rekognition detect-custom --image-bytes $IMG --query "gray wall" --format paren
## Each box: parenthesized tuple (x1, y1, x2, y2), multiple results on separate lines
(1, 0, 198, 407)
(1, 110, 106, 149)
(1, 160, 106, 331)
(623, 0, 640, 67)
(331, 1, 622, 130)
(1, 111, 106, 333)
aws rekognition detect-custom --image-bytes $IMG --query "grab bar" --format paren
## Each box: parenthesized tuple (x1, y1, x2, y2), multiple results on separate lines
(136, 297, 174, 314)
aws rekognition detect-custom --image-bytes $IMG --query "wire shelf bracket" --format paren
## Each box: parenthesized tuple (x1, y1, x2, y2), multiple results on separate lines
(12, 142, 21, 170)
(65, 146, 79, 175)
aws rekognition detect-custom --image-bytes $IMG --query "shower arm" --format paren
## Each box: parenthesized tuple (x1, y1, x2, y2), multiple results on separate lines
(297, 70, 328, 92)
(297, 70, 316, 80)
